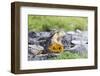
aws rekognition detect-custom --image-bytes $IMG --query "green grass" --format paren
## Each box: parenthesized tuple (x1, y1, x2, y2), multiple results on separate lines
(28, 15, 88, 32)
(48, 51, 87, 60)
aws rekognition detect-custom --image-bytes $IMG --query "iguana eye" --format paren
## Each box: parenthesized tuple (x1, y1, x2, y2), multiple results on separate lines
(59, 47, 61, 50)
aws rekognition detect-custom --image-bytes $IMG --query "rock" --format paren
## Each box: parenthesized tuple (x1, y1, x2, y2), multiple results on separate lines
(71, 40, 87, 45)
(28, 31, 39, 45)
(28, 37, 39, 45)
(67, 44, 88, 54)
(62, 31, 88, 54)
(81, 31, 88, 41)
(38, 32, 51, 38)
(61, 34, 72, 49)
(28, 53, 35, 61)
(28, 31, 52, 45)
(76, 29, 82, 33)
(72, 34, 81, 40)
(28, 45, 44, 56)
(30, 54, 57, 60)
(67, 31, 76, 35)
(30, 55, 48, 60)
(28, 31, 37, 38)
(28, 31, 51, 38)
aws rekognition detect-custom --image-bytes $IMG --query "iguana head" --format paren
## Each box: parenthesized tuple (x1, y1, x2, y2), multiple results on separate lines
(48, 30, 65, 53)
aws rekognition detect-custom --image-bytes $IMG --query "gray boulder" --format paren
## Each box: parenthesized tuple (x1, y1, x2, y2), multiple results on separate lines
(28, 37, 39, 45)
(28, 31, 37, 38)
(28, 45, 44, 56)
(29, 54, 48, 60)
(61, 34, 72, 49)
(62, 31, 88, 54)
(71, 40, 87, 45)
(28, 31, 52, 45)
(68, 44, 87, 52)
(38, 32, 51, 38)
